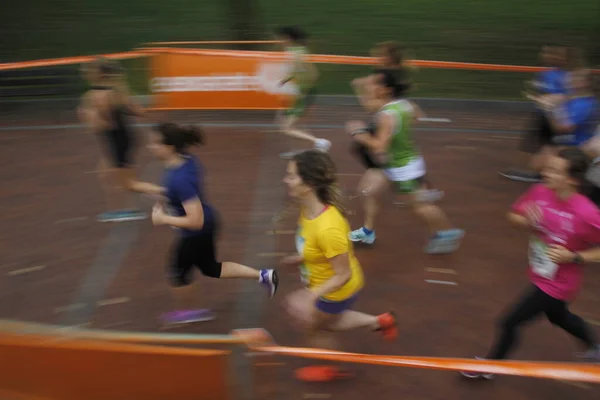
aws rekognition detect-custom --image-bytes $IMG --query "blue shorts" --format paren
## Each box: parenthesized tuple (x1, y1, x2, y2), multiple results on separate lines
(315, 292, 359, 315)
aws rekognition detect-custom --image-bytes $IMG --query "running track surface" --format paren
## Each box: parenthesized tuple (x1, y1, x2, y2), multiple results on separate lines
(0, 103, 599, 399)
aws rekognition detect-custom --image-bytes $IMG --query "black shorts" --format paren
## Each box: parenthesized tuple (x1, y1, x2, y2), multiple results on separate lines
(101, 128, 135, 168)
(520, 110, 555, 154)
(167, 217, 222, 287)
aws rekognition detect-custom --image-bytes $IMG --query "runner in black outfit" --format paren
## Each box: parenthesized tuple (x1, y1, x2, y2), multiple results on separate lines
(148, 122, 279, 324)
(78, 57, 164, 222)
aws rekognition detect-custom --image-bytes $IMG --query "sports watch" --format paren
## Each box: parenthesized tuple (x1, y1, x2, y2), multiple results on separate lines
(572, 252, 584, 265)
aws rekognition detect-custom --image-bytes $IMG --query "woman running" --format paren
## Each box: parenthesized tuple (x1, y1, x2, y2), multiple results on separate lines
(501, 45, 568, 182)
(148, 123, 278, 324)
(530, 68, 598, 166)
(78, 57, 164, 222)
(282, 149, 397, 382)
(276, 26, 331, 159)
(351, 41, 413, 172)
(463, 148, 600, 380)
(348, 70, 463, 254)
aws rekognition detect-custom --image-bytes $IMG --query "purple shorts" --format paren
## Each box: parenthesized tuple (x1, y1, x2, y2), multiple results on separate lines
(316, 292, 359, 315)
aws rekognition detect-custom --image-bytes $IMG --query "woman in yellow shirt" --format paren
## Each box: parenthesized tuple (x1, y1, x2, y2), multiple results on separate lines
(282, 150, 397, 381)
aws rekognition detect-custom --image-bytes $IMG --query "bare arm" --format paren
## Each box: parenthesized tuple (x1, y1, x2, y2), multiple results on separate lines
(281, 254, 304, 266)
(306, 61, 319, 86)
(507, 211, 531, 230)
(409, 100, 426, 120)
(309, 253, 352, 298)
(576, 247, 600, 263)
(547, 245, 600, 264)
(159, 198, 204, 230)
(130, 181, 166, 196)
(77, 93, 108, 132)
(354, 111, 394, 154)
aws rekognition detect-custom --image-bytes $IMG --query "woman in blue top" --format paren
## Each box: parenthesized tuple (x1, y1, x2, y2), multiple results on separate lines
(541, 69, 598, 148)
(148, 123, 278, 325)
(501, 45, 568, 182)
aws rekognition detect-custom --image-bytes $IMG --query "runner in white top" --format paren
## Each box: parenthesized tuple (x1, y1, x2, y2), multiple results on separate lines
(275, 26, 331, 159)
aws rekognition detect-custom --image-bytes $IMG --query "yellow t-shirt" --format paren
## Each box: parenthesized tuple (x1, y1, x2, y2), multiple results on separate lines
(296, 206, 364, 301)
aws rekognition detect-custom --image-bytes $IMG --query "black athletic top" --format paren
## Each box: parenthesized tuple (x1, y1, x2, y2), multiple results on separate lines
(91, 85, 130, 135)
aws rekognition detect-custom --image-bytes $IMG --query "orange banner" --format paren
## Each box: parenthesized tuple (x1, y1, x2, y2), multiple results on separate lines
(150, 51, 296, 110)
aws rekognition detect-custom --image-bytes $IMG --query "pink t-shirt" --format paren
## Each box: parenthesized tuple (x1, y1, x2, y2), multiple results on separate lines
(512, 184, 600, 301)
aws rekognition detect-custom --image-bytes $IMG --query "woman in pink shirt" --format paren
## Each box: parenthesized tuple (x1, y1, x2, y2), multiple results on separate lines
(463, 147, 600, 380)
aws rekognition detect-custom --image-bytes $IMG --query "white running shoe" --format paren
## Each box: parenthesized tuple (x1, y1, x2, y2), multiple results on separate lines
(315, 138, 331, 152)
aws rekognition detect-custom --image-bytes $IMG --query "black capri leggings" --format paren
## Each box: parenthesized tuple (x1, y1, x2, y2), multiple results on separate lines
(487, 285, 596, 360)
(520, 111, 556, 154)
(167, 218, 223, 287)
(101, 128, 135, 168)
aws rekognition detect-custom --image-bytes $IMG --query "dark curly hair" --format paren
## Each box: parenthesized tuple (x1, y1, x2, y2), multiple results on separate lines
(156, 122, 204, 153)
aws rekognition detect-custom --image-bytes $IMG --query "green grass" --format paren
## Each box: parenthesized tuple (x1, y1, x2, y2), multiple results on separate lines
(2, 0, 599, 99)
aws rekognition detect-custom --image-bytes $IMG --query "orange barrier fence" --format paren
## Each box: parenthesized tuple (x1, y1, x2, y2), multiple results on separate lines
(149, 50, 294, 110)
(2, 44, 599, 110)
(0, 331, 231, 400)
(0, 320, 598, 391)
(0, 319, 242, 345)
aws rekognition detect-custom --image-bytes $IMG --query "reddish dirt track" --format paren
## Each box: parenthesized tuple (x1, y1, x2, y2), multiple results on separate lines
(0, 103, 598, 399)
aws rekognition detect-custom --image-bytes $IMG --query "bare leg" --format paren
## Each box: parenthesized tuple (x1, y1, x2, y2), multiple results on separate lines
(219, 262, 260, 280)
(413, 201, 454, 234)
(359, 169, 388, 230)
(308, 310, 339, 350)
(281, 114, 318, 144)
(326, 310, 379, 331)
(411, 186, 464, 254)
(96, 157, 121, 210)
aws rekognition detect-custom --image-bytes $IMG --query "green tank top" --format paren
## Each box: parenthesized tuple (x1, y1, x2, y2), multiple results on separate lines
(286, 45, 313, 91)
(378, 100, 419, 167)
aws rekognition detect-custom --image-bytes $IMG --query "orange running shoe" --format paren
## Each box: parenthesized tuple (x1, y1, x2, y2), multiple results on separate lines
(375, 311, 398, 341)
(294, 365, 355, 382)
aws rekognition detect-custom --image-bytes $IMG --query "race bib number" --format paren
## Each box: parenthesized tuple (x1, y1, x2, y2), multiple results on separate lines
(529, 238, 558, 280)
(299, 264, 310, 287)
(295, 231, 309, 286)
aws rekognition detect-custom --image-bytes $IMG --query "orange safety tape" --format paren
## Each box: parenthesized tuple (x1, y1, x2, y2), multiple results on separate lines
(141, 40, 281, 46)
(0, 51, 148, 71)
(140, 47, 600, 72)
(232, 328, 600, 384)
(1, 47, 598, 73)
(255, 345, 600, 383)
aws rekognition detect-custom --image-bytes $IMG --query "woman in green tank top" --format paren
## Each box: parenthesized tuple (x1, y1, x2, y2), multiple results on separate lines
(347, 69, 465, 255)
